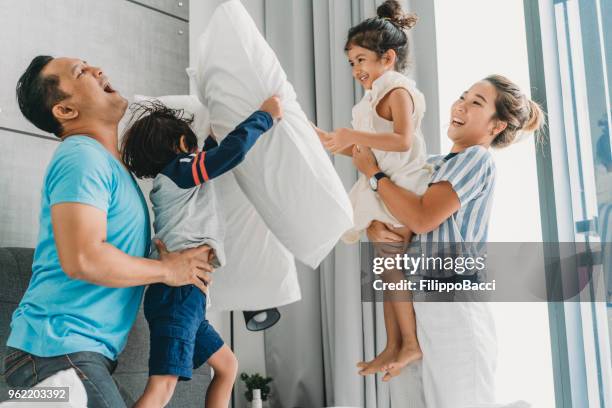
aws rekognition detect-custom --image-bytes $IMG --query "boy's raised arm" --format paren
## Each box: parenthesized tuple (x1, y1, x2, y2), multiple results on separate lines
(161, 110, 273, 189)
(162, 95, 283, 189)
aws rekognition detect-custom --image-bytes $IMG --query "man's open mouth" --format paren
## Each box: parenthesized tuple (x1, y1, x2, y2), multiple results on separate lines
(103, 82, 116, 93)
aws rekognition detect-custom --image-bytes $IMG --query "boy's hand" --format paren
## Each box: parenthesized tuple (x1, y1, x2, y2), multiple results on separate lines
(260, 95, 283, 120)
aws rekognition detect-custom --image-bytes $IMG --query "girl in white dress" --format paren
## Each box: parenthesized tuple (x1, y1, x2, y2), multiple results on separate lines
(315, 0, 429, 380)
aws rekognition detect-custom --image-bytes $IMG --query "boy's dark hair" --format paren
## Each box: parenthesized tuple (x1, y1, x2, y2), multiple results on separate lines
(345, 0, 418, 72)
(16, 55, 69, 137)
(121, 100, 199, 179)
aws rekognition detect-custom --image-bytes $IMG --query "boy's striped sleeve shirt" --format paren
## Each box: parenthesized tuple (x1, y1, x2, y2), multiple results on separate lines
(160, 110, 273, 189)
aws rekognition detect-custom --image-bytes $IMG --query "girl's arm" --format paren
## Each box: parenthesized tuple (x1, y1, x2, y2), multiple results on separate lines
(352, 145, 460, 234)
(325, 88, 415, 153)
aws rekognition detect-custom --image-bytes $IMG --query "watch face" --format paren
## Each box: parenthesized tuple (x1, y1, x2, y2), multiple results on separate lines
(369, 176, 377, 190)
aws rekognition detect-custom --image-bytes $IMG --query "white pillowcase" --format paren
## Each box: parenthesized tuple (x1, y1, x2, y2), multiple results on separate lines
(132, 94, 301, 311)
(212, 171, 301, 311)
(192, 0, 353, 268)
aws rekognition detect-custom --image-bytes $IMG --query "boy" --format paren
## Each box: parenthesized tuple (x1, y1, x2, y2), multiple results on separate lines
(121, 96, 282, 407)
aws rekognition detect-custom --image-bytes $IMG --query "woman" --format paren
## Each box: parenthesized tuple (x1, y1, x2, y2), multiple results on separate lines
(352, 75, 544, 407)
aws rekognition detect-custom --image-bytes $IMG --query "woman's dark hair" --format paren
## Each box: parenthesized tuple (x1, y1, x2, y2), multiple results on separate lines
(16, 55, 69, 137)
(344, 0, 418, 72)
(121, 100, 198, 179)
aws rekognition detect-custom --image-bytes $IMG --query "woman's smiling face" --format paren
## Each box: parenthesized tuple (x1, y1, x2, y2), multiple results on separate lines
(448, 80, 504, 149)
(347, 45, 394, 90)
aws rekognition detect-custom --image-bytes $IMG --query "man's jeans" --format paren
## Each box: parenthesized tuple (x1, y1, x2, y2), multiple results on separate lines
(2, 346, 126, 408)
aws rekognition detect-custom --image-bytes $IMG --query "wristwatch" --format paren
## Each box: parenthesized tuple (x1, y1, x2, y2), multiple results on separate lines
(369, 171, 388, 192)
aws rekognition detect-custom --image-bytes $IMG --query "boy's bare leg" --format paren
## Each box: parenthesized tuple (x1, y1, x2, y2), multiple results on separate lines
(134, 375, 178, 408)
(206, 345, 238, 408)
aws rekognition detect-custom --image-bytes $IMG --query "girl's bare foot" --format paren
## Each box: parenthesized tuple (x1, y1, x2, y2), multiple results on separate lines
(382, 365, 402, 382)
(357, 346, 398, 375)
(383, 341, 422, 374)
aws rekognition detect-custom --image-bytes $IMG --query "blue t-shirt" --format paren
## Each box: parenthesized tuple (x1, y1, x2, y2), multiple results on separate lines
(7, 136, 150, 360)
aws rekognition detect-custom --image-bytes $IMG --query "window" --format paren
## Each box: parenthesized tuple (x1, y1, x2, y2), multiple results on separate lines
(434, 0, 555, 405)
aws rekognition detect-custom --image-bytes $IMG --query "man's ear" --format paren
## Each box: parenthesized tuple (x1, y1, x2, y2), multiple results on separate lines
(52, 102, 78, 122)
(382, 49, 397, 68)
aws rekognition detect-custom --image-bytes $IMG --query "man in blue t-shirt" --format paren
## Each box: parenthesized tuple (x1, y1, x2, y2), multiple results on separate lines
(3, 56, 214, 407)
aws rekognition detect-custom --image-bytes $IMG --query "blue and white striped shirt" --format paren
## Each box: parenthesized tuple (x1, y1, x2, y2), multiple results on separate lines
(417, 145, 496, 245)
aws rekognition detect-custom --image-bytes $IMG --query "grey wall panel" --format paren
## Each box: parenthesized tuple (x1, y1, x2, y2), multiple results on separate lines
(0, 0, 189, 136)
(0, 130, 58, 247)
(127, 0, 189, 21)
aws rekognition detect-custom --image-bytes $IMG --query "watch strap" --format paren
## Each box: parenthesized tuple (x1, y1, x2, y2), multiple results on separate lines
(374, 171, 388, 181)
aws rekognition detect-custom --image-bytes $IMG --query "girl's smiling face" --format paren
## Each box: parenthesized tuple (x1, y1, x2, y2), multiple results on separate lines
(448, 80, 507, 150)
(347, 45, 395, 90)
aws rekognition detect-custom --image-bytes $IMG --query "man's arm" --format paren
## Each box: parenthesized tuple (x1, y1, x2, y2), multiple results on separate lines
(52, 202, 212, 291)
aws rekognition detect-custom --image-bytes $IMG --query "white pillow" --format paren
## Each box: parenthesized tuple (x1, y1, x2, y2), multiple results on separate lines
(211, 171, 301, 311)
(131, 94, 301, 311)
(193, 0, 353, 268)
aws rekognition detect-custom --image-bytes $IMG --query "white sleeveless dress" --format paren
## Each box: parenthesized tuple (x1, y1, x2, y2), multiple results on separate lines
(343, 70, 431, 243)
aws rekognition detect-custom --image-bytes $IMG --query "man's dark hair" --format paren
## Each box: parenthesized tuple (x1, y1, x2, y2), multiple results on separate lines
(121, 100, 199, 179)
(16, 55, 69, 137)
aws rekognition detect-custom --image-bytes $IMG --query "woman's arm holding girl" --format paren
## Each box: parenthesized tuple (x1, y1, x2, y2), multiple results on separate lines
(352, 145, 460, 234)
(376, 178, 460, 233)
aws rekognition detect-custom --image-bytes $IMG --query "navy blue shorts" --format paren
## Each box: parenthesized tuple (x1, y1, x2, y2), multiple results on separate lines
(143, 283, 224, 381)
